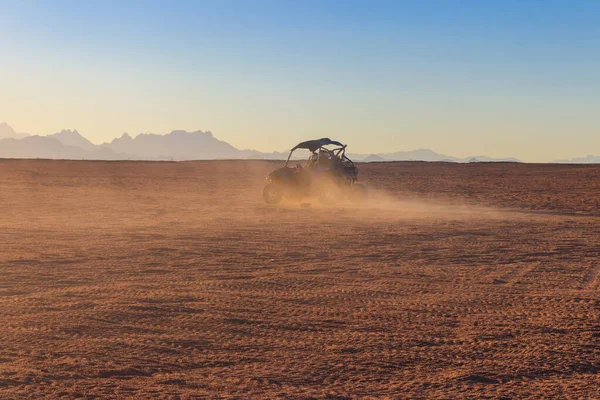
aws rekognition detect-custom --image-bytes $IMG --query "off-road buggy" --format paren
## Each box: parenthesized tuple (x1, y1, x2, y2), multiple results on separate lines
(262, 138, 368, 204)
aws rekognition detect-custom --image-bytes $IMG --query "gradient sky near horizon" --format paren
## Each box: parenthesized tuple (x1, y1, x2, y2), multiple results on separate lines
(1, 1, 599, 161)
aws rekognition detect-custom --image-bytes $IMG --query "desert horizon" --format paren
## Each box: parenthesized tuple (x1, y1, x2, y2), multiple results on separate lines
(1, 122, 597, 164)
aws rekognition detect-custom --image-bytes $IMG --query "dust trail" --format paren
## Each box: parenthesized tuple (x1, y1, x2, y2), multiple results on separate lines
(279, 187, 521, 222)
(362, 188, 529, 220)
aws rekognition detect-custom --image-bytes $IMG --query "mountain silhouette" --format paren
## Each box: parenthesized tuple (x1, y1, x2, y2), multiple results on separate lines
(366, 149, 519, 163)
(0, 135, 139, 160)
(49, 129, 97, 151)
(0, 122, 532, 162)
(363, 154, 386, 162)
(552, 155, 600, 164)
(0, 136, 86, 159)
(466, 155, 520, 163)
(379, 148, 452, 162)
(101, 130, 240, 160)
(0, 122, 29, 139)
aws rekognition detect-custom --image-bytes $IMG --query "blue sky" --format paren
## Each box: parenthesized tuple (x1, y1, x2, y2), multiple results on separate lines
(1, 0, 599, 161)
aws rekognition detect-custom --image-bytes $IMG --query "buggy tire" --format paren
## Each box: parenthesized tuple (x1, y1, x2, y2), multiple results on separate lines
(263, 183, 283, 204)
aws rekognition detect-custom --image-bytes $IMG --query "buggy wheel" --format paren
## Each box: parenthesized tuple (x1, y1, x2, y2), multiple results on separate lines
(263, 183, 283, 204)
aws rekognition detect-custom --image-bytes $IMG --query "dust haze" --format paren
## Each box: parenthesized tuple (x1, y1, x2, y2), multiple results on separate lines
(1, 159, 599, 398)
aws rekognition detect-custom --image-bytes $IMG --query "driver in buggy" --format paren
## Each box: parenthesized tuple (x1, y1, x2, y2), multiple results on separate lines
(314, 149, 334, 171)
(306, 152, 318, 169)
(305, 149, 337, 183)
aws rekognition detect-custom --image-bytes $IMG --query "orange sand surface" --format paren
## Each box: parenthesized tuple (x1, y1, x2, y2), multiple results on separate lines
(1, 159, 599, 398)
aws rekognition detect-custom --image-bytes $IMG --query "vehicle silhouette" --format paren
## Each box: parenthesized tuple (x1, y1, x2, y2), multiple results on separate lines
(263, 138, 368, 204)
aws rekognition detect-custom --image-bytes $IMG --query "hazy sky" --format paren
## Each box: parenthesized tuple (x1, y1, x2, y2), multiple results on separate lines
(1, 1, 599, 161)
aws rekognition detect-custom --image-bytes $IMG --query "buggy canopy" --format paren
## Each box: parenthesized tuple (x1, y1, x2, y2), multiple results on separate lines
(291, 138, 345, 152)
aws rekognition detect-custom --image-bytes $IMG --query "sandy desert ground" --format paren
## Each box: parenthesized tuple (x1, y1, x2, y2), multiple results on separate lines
(0, 159, 599, 399)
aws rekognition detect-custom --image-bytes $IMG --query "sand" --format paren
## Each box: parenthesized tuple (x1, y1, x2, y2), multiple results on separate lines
(0, 159, 599, 398)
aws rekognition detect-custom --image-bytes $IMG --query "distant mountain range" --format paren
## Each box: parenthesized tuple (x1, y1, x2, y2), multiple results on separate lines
(552, 155, 600, 164)
(0, 122, 596, 163)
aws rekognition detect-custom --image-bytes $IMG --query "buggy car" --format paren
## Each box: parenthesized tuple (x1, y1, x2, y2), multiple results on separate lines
(262, 138, 368, 204)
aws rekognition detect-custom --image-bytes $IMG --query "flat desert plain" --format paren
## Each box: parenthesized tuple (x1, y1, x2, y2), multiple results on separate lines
(1, 159, 599, 399)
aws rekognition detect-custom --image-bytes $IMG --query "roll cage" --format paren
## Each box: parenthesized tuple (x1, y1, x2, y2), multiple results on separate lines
(284, 138, 351, 166)
(283, 138, 358, 182)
